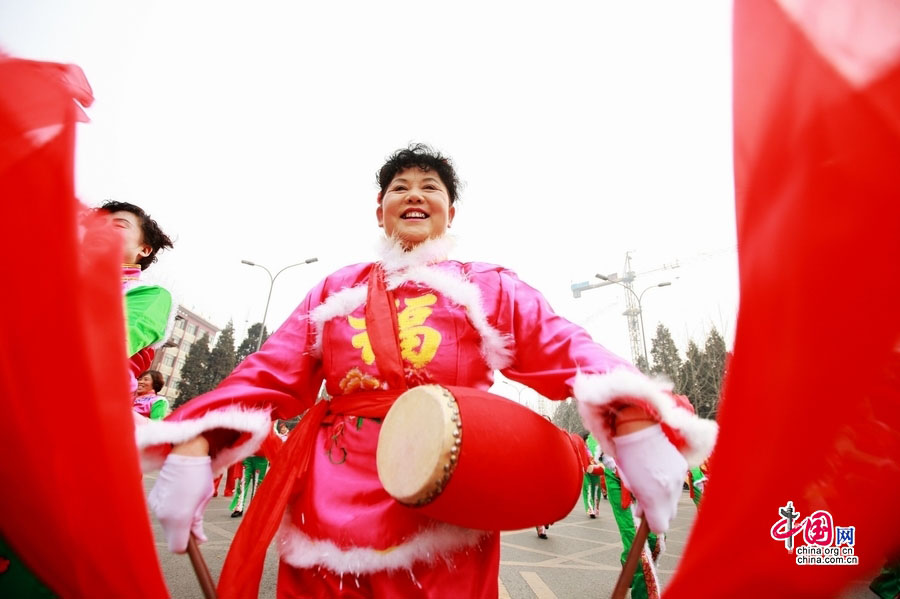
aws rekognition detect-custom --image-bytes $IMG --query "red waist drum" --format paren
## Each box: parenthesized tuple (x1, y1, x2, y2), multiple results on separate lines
(376, 384, 583, 531)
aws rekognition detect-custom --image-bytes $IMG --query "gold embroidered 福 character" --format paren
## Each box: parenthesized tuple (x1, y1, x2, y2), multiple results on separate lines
(348, 316, 375, 365)
(397, 294, 441, 368)
(347, 293, 442, 369)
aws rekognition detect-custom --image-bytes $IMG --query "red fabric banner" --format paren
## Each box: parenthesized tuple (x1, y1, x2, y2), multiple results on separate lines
(665, 2, 900, 596)
(0, 56, 169, 598)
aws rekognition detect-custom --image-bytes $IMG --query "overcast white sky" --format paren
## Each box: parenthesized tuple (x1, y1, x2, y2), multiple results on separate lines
(2, 1, 738, 407)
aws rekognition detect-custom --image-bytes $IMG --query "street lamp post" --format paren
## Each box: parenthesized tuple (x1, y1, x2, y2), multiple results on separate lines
(242, 257, 318, 351)
(595, 275, 671, 366)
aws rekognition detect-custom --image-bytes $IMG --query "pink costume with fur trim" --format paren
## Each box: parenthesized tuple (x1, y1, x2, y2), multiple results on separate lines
(136, 237, 715, 595)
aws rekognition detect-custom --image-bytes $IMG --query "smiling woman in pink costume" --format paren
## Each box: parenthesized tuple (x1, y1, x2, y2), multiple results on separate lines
(139, 144, 717, 598)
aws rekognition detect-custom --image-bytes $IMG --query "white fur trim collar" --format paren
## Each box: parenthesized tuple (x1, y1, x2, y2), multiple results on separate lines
(135, 406, 272, 475)
(377, 236, 455, 272)
(278, 521, 488, 575)
(308, 285, 368, 358)
(308, 258, 512, 369)
(385, 265, 513, 370)
(573, 369, 717, 467)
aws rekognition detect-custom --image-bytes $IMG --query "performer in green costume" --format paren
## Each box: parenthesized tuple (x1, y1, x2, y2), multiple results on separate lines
(687, 466, 707, 508)
(582, 433, 602, 517)
(870, 558, 900, 599)
(1, 201, 173, 597)
(106, 201, 176, 387)
(230, 456, 269, 517)
(602, 454, 662, 599)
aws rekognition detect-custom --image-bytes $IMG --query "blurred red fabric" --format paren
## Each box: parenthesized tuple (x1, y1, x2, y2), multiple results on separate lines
(0, 56, 169, 598)
(665, 2, 900, 596)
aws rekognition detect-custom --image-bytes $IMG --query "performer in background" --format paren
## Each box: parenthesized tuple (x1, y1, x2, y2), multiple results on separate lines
(140, 144, 716, 598)
(0, 55, 170, 599)
(98, 200, 175, 390)
(229, 453, 269, 519)
(275, 421, 290, 442)
(687, 460, 709, 509)
(582, 432, 602, 518)
(602, 440, 663, 598)
(133, 370, 169, 420)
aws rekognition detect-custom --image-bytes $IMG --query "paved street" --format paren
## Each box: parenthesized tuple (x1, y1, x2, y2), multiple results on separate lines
(147, 475, 876, 598)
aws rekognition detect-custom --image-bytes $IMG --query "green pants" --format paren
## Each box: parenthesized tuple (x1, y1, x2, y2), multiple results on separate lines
(229, 456, 269, 512)
(870, 559, 900, 599)
(582, 473, 600, 514)
(604, 467, 660, 599)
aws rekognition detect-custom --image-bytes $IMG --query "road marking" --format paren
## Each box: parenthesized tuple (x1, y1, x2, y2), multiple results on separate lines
(521, 571, 558, 599)
(498, 577, 511, 599)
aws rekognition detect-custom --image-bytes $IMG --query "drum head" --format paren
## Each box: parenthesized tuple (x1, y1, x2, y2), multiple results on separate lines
(377, 385, 459, 505)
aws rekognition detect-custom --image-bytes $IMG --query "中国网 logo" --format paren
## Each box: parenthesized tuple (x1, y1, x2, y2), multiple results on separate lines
(770, 501, 858, 566)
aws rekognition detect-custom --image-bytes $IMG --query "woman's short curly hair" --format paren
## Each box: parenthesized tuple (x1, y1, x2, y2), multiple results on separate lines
(100, 200, 173, 270)
(376, 143, 461, 205)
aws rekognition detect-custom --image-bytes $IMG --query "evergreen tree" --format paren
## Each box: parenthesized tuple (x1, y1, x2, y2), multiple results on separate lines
(699, 327, 728, 419)
(649, 323, 682, 383)
(206, 320, 237, 391)
(677, 340, 704, 412)
(552, 398, 587, 436)
(235, 322, 269, 364)
(634, 354, 650, 375)
(175, 333, 211, 408)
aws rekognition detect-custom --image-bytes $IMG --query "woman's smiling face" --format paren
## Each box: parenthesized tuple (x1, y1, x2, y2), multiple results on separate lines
(377, 167, 455, 248)
(136, 373, 154, 395)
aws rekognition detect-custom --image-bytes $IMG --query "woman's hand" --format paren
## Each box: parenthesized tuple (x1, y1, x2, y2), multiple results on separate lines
(613, 405, 658, 435)
(613, 424, 687, 534)
(147, 453, 214, 553)
(171, 435, 209, 456)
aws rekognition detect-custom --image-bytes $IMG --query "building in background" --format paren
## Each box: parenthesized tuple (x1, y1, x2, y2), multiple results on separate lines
(150, 305, 220, 399)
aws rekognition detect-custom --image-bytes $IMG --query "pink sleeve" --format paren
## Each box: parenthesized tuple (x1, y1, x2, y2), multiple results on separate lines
(134, 276, 329, 474)
(477, 265, 716, 468)
(477, 265, 636, 398)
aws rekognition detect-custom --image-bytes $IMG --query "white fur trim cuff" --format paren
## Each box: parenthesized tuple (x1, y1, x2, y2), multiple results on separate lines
(278, 521, 487, 575)
(135, 407, 272, 475)
(573, 369, 717, 467)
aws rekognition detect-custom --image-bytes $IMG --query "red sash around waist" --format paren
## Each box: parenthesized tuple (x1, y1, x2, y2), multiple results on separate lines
(219, 263, 410, 598)
(217, 389, 402, 598)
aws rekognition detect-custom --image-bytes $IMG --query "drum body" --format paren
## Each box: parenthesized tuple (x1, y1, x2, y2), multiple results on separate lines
(376, 384, 583, 531)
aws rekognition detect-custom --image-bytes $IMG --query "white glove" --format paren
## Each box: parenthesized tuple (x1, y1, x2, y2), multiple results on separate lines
(147, 454, 214, 553)
(601, 454, 617, 471)
(613, 424, 687, 534)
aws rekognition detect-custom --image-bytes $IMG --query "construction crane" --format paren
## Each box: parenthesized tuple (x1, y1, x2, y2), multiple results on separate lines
(571, 251, 680, 366)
